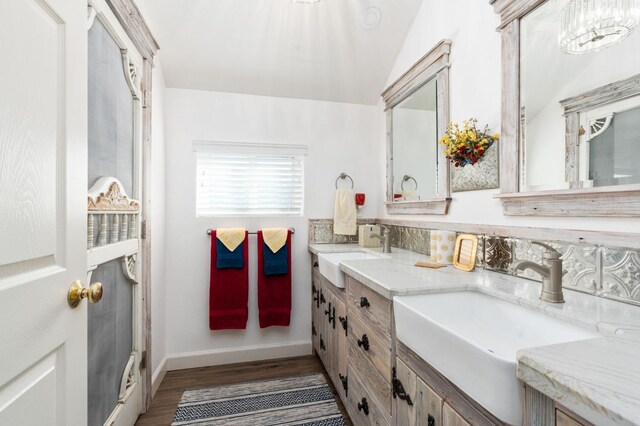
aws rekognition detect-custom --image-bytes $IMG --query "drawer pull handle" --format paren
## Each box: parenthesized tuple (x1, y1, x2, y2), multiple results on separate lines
(428, 414, 435, 426)
(325, 304, 336, 328)
(320, 337, 326, 351)
(359, 297, 370, 308)
(338, 374, 348, 396)
(338, 316, 348, 335)
(357, 334, 369, 351)
(320, 292, 326, 304)
(313, 261, 319, 268)
(313, 290, 320, 308)
(312, 324, 317, 336)
(392, 367, 414, 406)
(357, 398, 369, 416)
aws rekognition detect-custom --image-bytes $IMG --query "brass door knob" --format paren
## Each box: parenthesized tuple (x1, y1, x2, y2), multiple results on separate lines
(68, 280, 103, 308)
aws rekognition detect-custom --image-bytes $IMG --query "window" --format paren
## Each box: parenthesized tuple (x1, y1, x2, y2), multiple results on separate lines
(194, 142, 306, 216)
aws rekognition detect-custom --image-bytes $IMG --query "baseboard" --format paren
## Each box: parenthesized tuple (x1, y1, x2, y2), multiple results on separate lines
(151, 356, 168, 398)
(166, 340, 312, 371)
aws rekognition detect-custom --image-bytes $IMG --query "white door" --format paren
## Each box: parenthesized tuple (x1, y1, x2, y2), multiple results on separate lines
(0, 0, 88, 425)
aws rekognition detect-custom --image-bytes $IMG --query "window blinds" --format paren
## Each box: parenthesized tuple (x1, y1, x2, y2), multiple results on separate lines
(194, 142, 306, 216)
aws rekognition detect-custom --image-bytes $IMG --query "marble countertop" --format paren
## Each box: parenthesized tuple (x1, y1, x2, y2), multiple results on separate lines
(309, 243, 640, 425)
(518, 337, 640, 426)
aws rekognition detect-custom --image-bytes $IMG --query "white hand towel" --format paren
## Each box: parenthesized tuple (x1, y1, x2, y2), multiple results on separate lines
(333, 189, 357, 235)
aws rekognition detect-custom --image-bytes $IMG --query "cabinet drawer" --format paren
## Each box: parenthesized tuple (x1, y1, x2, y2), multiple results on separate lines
(346, 276, 391, 338)
(347, 366, 390, 426)
(348, 315, 392, 414)
(348, 313, 391, 377)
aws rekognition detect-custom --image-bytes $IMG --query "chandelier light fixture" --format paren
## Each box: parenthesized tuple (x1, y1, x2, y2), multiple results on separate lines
(559, 0, 640, 54)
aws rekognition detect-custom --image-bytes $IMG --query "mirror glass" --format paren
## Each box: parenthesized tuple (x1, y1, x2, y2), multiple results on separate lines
(520, 0, 640, 191)
(391, 77, 438, 201)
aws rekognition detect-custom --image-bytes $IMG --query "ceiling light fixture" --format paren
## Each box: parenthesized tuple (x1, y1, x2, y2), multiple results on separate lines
(559, 0, 640, 54)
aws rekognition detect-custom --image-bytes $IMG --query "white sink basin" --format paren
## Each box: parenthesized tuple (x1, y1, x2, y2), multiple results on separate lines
(394, 291, 599, 425)
(318, 251, 385, 288)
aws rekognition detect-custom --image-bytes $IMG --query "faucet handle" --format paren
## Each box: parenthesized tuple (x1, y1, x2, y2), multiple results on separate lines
(378, 225, 391, 235)
(531, 241, 561, 258)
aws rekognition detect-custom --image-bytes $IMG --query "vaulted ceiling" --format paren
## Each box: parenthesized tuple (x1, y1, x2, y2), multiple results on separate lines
(141, 0, 424, 104)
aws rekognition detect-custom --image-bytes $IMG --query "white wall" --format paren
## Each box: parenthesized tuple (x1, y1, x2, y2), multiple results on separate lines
(150, 58, 167, 382)
(377, 0, 640, 233)
(164, 88, 379, 367)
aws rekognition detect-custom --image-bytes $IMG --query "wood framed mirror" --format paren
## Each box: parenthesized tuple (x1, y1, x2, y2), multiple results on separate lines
(491, 0, 640, 217)
(382, 40, 452, 215)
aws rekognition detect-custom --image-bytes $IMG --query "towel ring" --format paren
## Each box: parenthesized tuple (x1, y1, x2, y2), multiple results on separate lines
(401, 175, 418, 191)
(335, 173, 354, 189)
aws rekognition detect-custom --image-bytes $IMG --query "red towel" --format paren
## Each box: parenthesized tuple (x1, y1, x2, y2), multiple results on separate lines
(209, 230, 249, 330)
(257, 231, 292, 328)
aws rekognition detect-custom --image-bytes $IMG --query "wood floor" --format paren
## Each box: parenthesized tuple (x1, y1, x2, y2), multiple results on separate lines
(136, 355, 352, 425)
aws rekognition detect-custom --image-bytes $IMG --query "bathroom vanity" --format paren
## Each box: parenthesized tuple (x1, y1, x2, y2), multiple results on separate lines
(309, 243, 640, 426)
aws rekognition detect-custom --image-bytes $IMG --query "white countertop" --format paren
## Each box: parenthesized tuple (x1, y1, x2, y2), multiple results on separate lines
(309, 243, 640, 425)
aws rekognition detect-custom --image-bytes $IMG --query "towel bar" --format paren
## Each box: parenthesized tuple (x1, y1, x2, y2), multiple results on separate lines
(335, 172, 354, 189)
(206, 228, 296, 236)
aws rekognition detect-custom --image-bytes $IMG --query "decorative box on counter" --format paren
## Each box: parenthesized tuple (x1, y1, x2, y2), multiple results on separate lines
(358, 225, 382, 248)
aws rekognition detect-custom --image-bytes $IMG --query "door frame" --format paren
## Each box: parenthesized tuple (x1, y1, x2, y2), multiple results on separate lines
(103, 0, 159, 411)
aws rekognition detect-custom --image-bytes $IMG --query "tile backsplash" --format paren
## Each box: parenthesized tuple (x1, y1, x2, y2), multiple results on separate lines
(308, 219, 640, 306)
(307, 218, 375, 245)
(308, 219, 429, 254)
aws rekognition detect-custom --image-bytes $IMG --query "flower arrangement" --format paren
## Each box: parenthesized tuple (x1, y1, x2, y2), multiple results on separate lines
(439, 119, 499, 167)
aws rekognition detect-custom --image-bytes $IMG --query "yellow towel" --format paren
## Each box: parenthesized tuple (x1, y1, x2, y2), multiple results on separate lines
(262, 228, 288, 253)
(216, 228, 246, 251)
(334, 189, 357, 235)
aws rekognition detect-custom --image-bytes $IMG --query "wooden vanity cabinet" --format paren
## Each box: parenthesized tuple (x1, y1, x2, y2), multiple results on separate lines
(333, 292, 348, 401)
(313, 260, 501, 426)
(393, 360, 480, 426)
(394, 358, 443, 426)
(311, 257, 322, 358)
(345, 275, 393, 425)
(310, 255, 348, 401)
(323, 281, 348, 399)
(312, 255, 598, 426)
(394, 343, 505, 426)
(524, 385, 592, 426)
(347, 365, 390, 426)
(442, 403, 471, 426)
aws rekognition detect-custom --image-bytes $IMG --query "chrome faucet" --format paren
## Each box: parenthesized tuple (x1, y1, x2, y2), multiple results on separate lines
(370, 226, 392, 253)
(511, 242, 565, 303)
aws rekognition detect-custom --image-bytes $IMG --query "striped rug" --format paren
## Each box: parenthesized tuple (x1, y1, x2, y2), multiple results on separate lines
(171, 374, 347, 425)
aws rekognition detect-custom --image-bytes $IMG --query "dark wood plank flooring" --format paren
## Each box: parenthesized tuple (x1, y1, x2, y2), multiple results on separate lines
(136, 355, 352, 425)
